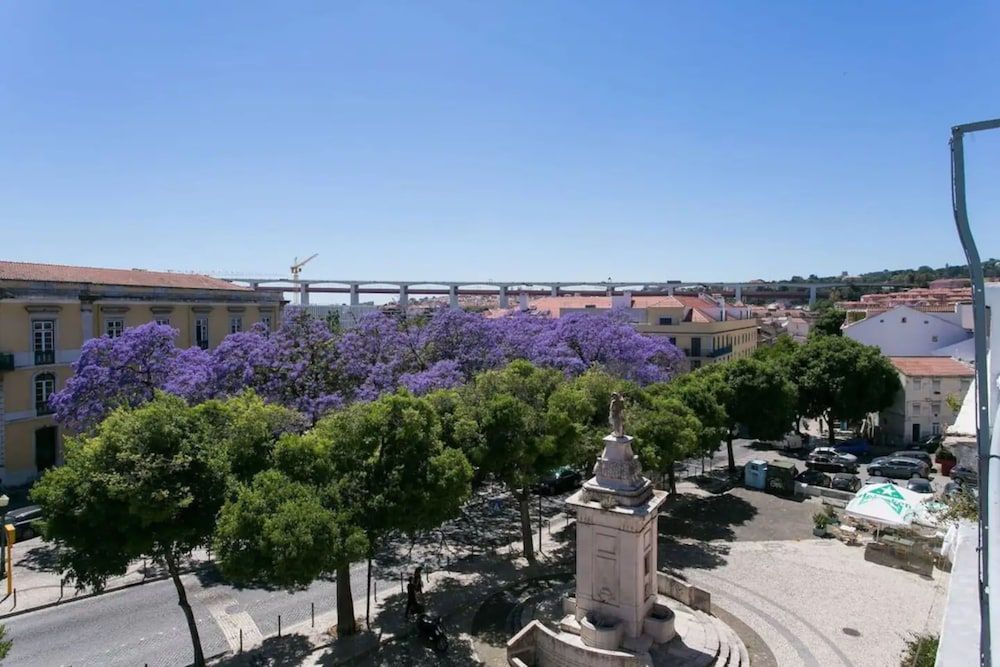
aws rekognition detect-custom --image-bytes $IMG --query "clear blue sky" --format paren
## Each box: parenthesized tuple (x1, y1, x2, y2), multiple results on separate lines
(2, 1, 999, 286)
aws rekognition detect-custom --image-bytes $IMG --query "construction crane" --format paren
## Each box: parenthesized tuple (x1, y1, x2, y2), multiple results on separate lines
(291, 253, 318, 281)
(290, 254, 318, 305)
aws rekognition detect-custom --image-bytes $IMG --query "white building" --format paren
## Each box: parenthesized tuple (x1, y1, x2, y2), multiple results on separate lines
(880, 357, 975, 447)
(843, 304, 973, 358)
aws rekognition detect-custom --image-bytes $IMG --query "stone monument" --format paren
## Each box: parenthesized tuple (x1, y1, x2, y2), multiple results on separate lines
(563, 393, 669, 650)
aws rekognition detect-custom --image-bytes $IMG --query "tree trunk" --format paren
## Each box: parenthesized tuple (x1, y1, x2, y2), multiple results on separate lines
(336, 562, 357, 636)
(518, 490, 535, 563)
(828, 413, 837, 447)
(365, 554, 372, 629)
(666, 462, 676, 495)
(164, 552, 205, 667)
(726, 431, 736, 474)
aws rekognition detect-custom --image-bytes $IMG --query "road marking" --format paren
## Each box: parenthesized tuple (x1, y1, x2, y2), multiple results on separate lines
(195, 586, 263, 652)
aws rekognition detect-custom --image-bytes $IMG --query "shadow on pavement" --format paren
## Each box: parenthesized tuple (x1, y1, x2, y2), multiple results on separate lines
(14, 541, 63, 573)
(210, 634, 313, 666)
(658, 493, 758, 543)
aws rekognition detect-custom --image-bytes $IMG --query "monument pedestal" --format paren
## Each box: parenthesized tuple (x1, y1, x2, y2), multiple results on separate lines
(567, 435, 667, 642)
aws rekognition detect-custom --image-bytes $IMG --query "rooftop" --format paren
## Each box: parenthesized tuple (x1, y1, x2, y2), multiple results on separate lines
(888, 356, 975, 377)
(0, 260, 250, 292)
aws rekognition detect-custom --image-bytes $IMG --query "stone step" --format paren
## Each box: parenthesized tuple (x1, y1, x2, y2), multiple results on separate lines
(709, 615, 749, 667)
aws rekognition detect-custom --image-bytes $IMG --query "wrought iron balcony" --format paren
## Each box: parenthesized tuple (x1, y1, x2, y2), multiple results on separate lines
(707, 345, 733, 358)
(34, 349, 55, 365)
(36, 403, 54, 416)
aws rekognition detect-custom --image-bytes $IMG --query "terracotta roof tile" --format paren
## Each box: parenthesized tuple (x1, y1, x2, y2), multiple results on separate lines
(0, 261, 250, 291)
(889, 357, 975, 377)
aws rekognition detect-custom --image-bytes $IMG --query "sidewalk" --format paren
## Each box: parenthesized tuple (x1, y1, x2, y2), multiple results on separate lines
(0, 540, 210, 618)
(209, 508, 578, 666)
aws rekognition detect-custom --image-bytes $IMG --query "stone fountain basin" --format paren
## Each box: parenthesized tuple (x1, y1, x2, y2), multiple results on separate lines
(580, 613, 624, 650)
(643, 602, 676, 644)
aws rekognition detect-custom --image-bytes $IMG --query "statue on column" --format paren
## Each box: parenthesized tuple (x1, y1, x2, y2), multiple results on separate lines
(609, 392, 625, 438)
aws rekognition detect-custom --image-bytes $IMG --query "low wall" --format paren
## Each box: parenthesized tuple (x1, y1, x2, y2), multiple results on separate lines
(507, 621, 646, 667)
(656, 572, 711, 613)
(795, 482, 855, 506)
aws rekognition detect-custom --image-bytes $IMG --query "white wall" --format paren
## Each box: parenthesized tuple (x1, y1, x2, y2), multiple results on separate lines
(844, 305, 971, 356)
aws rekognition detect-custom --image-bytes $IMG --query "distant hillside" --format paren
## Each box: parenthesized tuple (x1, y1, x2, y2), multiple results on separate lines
(786, 259, 1000, 287)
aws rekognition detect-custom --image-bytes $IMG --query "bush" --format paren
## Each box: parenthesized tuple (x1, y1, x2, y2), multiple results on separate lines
(900, 633, 938, 667)
(813, 512, 831, 530)
(935, 447, 956, 462)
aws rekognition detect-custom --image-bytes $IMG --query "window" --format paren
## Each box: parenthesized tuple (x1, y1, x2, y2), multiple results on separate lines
(195, 317, 210, 350)
(932, 379, 941, 394)
(35, 372, 55, 415)
(912, 379, 921, 391)
(658, 317, 672, 325)
(901, 316, 907, 323)
(32, 320, 55, 365)
(155, 317, 171, 326)
(931, 402, 941, 416)
(931, 335, 939, 343)
(690, 337, 701, 357)
(260, 314, 271, 330)
(584, 304, 596, 309)
(230, 316, 243, 334)
(932, 422, 941, 435)
(105, 318, 124, 338)
(912, 402, 921, 416)
(668, 337, 677, 346)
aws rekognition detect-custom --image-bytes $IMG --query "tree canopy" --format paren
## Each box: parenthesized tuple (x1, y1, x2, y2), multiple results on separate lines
(792, 335, 901, 445)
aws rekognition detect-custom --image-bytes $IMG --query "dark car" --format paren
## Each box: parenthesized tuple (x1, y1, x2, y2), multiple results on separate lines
(907, 478, 934, 494)
(831, 473, 861, 492)
(866, 476, 896, 486)
(806, 448, 859, 473)
(534, 467, 582, 495)
(867, 456, 929, 479)
(796, 469, 832, 488)
(5, 505, 43, 542)
(895, 450, 933, 467)
(835, 439, 872, 457)
(950, 465, 979, 486)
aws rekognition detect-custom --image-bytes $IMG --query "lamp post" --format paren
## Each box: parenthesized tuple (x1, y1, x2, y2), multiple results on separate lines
(0, 494, 8, 579)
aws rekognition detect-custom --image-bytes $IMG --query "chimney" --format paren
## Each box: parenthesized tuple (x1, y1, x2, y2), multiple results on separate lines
(717, 297, 726, 321)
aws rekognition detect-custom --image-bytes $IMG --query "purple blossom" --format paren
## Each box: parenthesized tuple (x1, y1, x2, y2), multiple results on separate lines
(399, 359, 465, 395)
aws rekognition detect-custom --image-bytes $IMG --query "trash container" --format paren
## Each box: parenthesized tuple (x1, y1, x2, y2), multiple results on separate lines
(744, 459, 767, 490)
(765, 460, 799, 496)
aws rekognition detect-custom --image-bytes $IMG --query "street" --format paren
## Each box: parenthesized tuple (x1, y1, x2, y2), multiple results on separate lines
(2, 558, 392, 667)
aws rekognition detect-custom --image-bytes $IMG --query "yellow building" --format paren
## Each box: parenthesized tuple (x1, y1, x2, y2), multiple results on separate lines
(529, 293, 758, 370)
(0, 261, 283, 487)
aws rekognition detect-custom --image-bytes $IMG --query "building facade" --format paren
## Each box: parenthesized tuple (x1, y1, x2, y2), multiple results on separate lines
(0, 261, 283, 487)
(879, 357, 974, 447)
(528, 293, 758, 370)
(843, 304, 973, 358)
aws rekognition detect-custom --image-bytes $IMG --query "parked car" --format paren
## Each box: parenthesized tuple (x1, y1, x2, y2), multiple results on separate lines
(943, 480, 978, 499)
(950, 465, 979, 486)
(5, 504, 43, 541)
(831, 473, 862, 492)
(834, 438, 872, 457)
(796, 469, 832, 488)
(806, 448, 859, 473)
(866, 476, 897, 486)
(867, 456, 930, 479)
(534, 466, 582, 495)
(894, 450, 933, 467)
(906, 478, 934, 494)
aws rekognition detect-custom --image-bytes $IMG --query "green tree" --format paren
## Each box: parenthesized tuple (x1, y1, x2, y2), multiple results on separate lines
(31, 394, 228, 667)
(813, 309, 846, 337)
(633, 392, 701, 493)
(0, 624, 10, 659)
(213, 469, 367, 635)
(792, 336, 901, 446)
(721, 359, 797, 472)
(457, 360, 572, 563)
(649, 371, 728, 467)
(216, 391, 473, 634)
